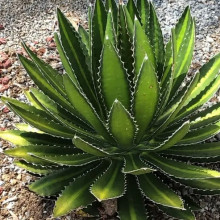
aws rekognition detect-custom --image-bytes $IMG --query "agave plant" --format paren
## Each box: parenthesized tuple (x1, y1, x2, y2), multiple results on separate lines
(1, 0, 220, 219)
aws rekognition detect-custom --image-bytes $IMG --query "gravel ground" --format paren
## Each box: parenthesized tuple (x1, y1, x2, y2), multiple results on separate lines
(0, 0, 220, 219)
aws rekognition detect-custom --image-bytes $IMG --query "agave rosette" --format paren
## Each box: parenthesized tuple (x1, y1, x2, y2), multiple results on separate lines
(1, 0, 220, 219)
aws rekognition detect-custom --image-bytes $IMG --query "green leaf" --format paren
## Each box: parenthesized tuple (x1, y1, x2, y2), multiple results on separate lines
(29, 164, 95, 197)
(0, 130, 71, 146)
(105, 0, 118, 32)
(164, 142, 220, 158)
(15, 160, 58, 175)
(155, 121, 190, 151)
(123, 154, 155, 175)
(29, 88, 96, 137)
(24, 90, 45, 111)
(137, 0, 150, 32)
(171, 7, 194, 93)
(32, 153, 99, 167)
(148, 2, 165, 77)
(142, 153, 220, 179)
(5, 145, 79, 166)
(100, 37, 130, 111)
(14, 123, 43, 133)
(73, 136, 109, 156)
(175, 177, 220, 191)
(22, 42, 66, 97)
(138, 173, 184, 209)
(155, 73, 199, 133)
(18, 55, 76, 114)
(54, 32, 78, 86)
(109, 100, 135, 149)
(63, 74, 113, 143)
(92, 0, 107, 72)
(117, 4, 134, 79)
(91, 160, 124, 201)
(57, 8, 99, 113)
(133, 17, 156, 77)
(78, 25, 89, 52)
(134, 57, 159, 141)
(2, 97, 75, 138)
(179, 121, 220, 144)
(53, 162, 108, 217)
(176, 75, 220, 121)
(184, 52, 220, 106)
(158, 204, 195, 220)
(159, 40, 173, 112)
(105, 9, 117, 46)
(126, 0, 140, 22)
(182, 196, 201, 211)
(118, 175, 147, 220)
(188, 102, 220, 123)
(190, 105, 220, 130)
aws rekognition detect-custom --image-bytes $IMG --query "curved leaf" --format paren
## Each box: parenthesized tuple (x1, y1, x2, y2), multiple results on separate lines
(0, 130, 71, 146)
(22, 42, 66, 97)
(109, 100, 135, 149)
(57, 8, 98, 111)
(100, 37, 130, 111)
(155, 121, 190, 151)
(15, 160, 58, 175)
(63, 74, 113, 143)
(53, 162, 108, 217)
(165, 142, 220, 158)
(134, 17, 155, 77)
(18, 55, 76, 114)
(123, 154, 155, 175)
(73, 136, 109, 156)
(54, 32, 78, 86)
(29, 164, 94, 196)
(134, 57, 159, 141)
(143, 153, 220, 179)
(32, 153, 99, 167)
(158, 204, 195, 220)
(138, 173, 184, 209)
(91, 160, 124, 201)
(118, 175, 147, 220)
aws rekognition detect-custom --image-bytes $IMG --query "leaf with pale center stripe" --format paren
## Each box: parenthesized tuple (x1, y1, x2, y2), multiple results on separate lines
(109, 100, 135, 149)
(18, 55, 76, 114)
(2, 97, 75, 138)
(29, 164, 95, 196)
(73, 136, 109, 156)
(175, 178, 220, 194)
(32, 153, 99, 167)
(171, 7, 194, 94)
(63, 74, 113, 143)
(184, 53, 220, 106)
(0, 130, 71, 146)
(155, 121, 190, 151)
(158, 204, 195, 220)
(123, 154, 155, 175)
(164, 142, 220, 158)
(179, 120, 220, 144)
(134, 57, 159, 141)
(138, 173, 184, 209)
(53, 162, 108, 217)
(143, 153, 220, 179)
(91, 160, 124, 201)
(15, 160, 59, 175)
(54, 32, 78, 86)
(22, 42, 66, 97)
(57, 9, 99, 112)
(99, 37, 130, 111)
(118, 175, 147, 220)
(133, 17, 156, 77)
